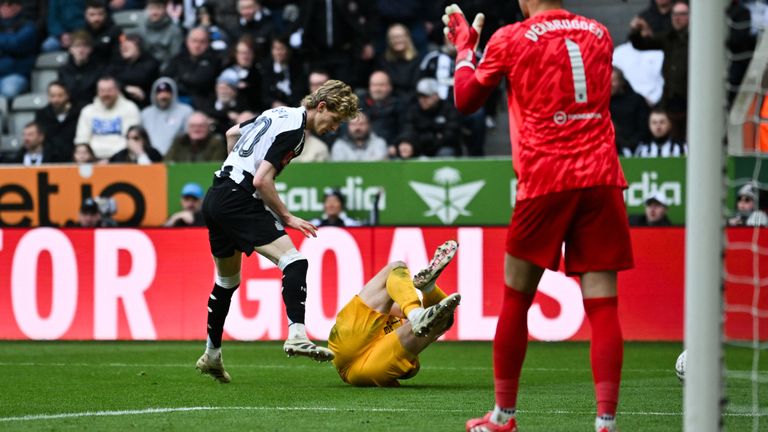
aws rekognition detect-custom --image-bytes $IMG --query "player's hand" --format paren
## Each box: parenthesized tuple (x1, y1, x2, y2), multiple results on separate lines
(442, 4, 484, 53)
(285, 215, 317, 238)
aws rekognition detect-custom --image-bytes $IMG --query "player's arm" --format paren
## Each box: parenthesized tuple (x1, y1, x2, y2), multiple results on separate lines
(442, 4, 498, 114)
(225, 123, 241, 153)
(252, 160, 317, 238)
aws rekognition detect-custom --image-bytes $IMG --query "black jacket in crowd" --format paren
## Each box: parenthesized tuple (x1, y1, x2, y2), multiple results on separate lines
(404, 99, 462, 157)
(162, 49, 221, 109)
(610, 85, 650, 157)
(638, 0, 672, 34)
(358, 90, 403, 147)
(107, 53, 160, 108)
(58, 56, 104, 107)
(34, 102, 83, 162)
(85, 17, 122, 67)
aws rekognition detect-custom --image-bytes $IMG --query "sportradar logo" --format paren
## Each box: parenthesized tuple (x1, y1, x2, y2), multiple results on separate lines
(409, 167, 485, 225)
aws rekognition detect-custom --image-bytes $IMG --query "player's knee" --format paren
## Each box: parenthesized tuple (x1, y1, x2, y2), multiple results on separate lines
(389, 260, 408, 271)
(215, 272, 241, 289)
(278, 248, 306, 271)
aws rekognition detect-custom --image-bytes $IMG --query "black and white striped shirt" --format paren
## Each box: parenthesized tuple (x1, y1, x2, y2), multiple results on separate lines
(216, 106, 306, 197)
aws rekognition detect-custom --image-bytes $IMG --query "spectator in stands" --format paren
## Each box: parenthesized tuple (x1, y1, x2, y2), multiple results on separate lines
(611, 67, 650, 157)
(204, 69, 246, 135)
(630, 0, 689, 141)
(403, 78, 462, 157)
(163, 26, 220, 109)
(109, 0, 146, 11)
(394, 133, 418, 160)
(135, 0, 183, 71)
(331, 112, 387, 162)
(164, 181, 206, 227)
(165, 111, 227, 162)
(227, 0, 273, 60)
(83, 0, 122, 66)
(75, 75, 141, 159)
(194, 3, 230, 55)
(292, 0, 373, 88)
(141, 77, 192, 155)
(42, 0, 85, 52)
(632, 0, 673, 34)
(359, 70, 402, 153)
(629, 192, 673, 226)
(308, 69, 329, 93)
(310, 188, 363, 227)
(59, 31, 104, 107)
(260, 37, 305, 108)
(35, 81, 83, 163)
(728, 184, 768, 227)
(222, 35, 262, 112)
(378, 23, 420, 99)
(292, 130, 329, 162)
(0, 0, 37, 99)
(109, 124, 162, 163)
(74, 197, 104, 227)
(419, 35, 486, 156)
(73, 143, 97, 163)
(376, 1, 434, 55)
(727, 0, 756, 107)
(634, 108, 687, 157)
(0, 121, 53, 165)
(107, 33, 159, 108)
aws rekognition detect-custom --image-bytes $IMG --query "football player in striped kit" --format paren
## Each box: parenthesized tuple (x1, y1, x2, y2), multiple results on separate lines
(196, 80, 359, 383)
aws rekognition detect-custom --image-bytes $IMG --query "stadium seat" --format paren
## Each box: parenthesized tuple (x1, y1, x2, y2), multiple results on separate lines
(34, 51, 68, 70)
(113, 9, 143, 29)
(8, 112, 36, 138)
(0, 134, 19, 154)
(31, 70, 58, 93)
(12, 93, 47, 111)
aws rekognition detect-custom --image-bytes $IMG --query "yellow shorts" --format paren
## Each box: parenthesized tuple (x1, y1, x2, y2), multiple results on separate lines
(328, 295, 420, 387)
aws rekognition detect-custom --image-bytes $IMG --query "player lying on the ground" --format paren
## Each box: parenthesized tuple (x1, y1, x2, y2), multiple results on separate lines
(328, 240, 461, 387)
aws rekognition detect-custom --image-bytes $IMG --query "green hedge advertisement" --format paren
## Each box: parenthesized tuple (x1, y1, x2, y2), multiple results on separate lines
(167, 157, 688, 226)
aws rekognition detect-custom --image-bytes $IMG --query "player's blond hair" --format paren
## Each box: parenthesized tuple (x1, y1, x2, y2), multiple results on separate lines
(302, 80, 359, 121)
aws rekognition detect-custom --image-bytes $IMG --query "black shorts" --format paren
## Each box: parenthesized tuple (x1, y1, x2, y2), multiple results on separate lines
(202, 176, 286, 258)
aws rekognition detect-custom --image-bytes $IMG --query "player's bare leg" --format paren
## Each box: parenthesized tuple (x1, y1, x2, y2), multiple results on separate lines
(582, 271, 621, 432)
(196, 251, 242, 383)
(467, 255, 543, 432)
(255, 235, 333, 362)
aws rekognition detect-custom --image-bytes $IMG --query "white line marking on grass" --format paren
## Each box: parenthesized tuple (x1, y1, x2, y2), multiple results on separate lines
(2, 406, 766, 423)
(0, 362, 680, 373)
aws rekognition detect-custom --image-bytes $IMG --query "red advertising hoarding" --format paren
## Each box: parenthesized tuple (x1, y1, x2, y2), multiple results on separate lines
(0, 227, 764, 341)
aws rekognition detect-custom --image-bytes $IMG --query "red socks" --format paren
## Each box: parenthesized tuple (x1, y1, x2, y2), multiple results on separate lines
(492, 287, 622, 417)
(493, 286, 535, 408)
(584, 296, 623, 417)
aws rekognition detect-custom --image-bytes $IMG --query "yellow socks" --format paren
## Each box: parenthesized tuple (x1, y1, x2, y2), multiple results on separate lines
(421, 284, 448, 308)
(386, 267, 422, 317)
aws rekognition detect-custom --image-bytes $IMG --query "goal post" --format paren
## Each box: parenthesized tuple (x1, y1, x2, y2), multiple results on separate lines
(684, 1, 727, 430)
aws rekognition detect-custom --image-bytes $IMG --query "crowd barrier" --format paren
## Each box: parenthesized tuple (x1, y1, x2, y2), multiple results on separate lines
(2, 226, 763, 342)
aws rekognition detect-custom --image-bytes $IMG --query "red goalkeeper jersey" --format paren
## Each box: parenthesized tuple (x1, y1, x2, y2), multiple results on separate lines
(475, 9, 627, 201)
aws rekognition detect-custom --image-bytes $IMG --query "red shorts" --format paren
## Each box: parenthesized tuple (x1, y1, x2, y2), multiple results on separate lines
(506, 186, 634, 276)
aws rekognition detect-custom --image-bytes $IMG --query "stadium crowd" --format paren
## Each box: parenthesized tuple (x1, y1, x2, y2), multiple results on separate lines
(0, 0, 764, 227)
(0, 0, 751, 166)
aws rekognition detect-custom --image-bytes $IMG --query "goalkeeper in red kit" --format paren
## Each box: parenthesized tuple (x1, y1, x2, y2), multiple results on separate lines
(444, 1, 634, 432)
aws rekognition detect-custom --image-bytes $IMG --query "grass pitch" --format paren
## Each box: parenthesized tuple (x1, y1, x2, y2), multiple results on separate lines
(0, 341, 763, 431)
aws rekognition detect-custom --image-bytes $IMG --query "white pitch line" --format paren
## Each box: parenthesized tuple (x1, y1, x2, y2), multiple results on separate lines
(0, 362, 678, 373)
(1, 406, 766, 423)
